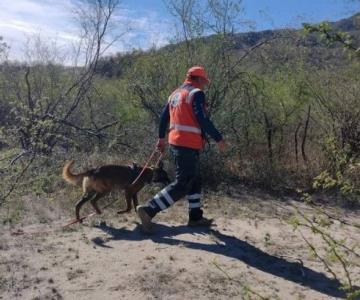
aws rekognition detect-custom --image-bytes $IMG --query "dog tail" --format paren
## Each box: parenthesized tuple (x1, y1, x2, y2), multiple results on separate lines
(62, 160, 84, 186)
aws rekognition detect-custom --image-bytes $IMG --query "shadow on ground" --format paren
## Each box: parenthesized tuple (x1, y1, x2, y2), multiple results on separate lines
(93, 222, 348, 299)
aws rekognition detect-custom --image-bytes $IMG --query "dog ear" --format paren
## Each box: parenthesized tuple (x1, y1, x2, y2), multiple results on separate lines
(131, 161, 138, 170)
(156, 160, 164, 170)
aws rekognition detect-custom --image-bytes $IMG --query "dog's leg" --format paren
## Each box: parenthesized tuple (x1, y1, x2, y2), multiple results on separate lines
(133, 193, 139, 211)
(117, 188, 133, 214)
(75, 192, 95, 222)
(90, 193, 104, 215)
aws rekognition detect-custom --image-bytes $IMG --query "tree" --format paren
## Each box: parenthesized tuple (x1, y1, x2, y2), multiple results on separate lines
(0, 36, 9, 62)
(303, 13, 360, 58)
(0, 0, 125, 204)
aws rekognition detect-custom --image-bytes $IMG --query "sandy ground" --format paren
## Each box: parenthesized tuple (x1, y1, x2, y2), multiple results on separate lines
(1, 188, 360, 300)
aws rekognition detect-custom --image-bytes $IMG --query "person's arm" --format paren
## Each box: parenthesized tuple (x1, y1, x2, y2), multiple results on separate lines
(192, 91, 223, 142)
(157, 103, 170, 152)
(158, 103, 170, 139)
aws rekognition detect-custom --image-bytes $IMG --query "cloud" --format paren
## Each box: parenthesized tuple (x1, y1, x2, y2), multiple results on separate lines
(108, 7, 173, 53)
(0, 0, 78, 61)
(0, 0, 173, 62)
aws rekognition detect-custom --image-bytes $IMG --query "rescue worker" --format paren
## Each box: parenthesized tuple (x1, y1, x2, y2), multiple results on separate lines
(137, 66, 225, 233)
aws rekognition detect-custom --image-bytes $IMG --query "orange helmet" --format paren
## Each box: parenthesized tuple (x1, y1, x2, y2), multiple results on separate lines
(186, 66, 210, 83)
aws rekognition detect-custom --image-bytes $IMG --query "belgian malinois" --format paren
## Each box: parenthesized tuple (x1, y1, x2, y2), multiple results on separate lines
(62, 160, 170, 222)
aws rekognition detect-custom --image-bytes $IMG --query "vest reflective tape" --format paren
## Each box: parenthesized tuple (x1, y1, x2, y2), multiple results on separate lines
(169, 124, 201, 134)
(186, 88, 202, 103)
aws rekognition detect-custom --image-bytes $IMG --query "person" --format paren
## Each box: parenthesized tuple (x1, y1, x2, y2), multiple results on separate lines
(137, 66, 226, 233)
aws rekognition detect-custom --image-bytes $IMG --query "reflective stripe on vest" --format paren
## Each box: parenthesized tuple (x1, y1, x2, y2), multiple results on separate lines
(169, 124, 201, 134)
(185, 88, 201, 103)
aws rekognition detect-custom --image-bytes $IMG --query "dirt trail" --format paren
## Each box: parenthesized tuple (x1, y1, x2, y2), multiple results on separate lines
(1, 192, 359, 300)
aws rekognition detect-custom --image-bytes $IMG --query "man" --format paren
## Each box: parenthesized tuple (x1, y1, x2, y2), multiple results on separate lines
(137, 66, 225, 233)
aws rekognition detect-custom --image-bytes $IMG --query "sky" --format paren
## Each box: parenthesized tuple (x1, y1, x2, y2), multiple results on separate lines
(0, 0, 359, 62)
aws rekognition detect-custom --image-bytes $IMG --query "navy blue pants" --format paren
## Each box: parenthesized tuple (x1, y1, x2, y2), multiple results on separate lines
(144, 145, 203, 221)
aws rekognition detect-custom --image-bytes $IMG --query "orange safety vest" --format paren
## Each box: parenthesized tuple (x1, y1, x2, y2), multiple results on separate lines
(168, 85, 205, 150)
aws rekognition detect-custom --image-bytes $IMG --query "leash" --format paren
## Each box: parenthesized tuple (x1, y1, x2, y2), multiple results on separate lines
(10, 147, 165, 236)
(130, 148, 159, 186)
(130, 149, 165, 187)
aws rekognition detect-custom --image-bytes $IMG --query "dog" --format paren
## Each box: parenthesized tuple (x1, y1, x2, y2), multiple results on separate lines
(62, 160, 170, 222)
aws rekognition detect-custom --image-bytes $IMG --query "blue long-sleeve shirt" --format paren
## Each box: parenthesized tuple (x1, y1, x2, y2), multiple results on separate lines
(159, 84, 223, 143)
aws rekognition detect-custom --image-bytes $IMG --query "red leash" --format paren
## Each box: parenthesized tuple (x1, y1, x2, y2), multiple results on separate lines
(130, 148, 164, 187)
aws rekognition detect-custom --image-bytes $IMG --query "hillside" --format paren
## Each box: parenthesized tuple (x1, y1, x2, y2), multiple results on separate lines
(96, 13, 360, 77)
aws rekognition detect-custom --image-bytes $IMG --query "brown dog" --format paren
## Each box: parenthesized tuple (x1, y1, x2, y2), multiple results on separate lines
(62, 160, 170, 222)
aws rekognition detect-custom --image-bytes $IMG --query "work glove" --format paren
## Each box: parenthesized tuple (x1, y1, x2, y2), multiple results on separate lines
(217, 139, 226, 152)
(156, 138, 166, 153)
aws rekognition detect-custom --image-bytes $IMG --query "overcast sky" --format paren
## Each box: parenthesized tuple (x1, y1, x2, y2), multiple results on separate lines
(0, 0, 359, 62)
